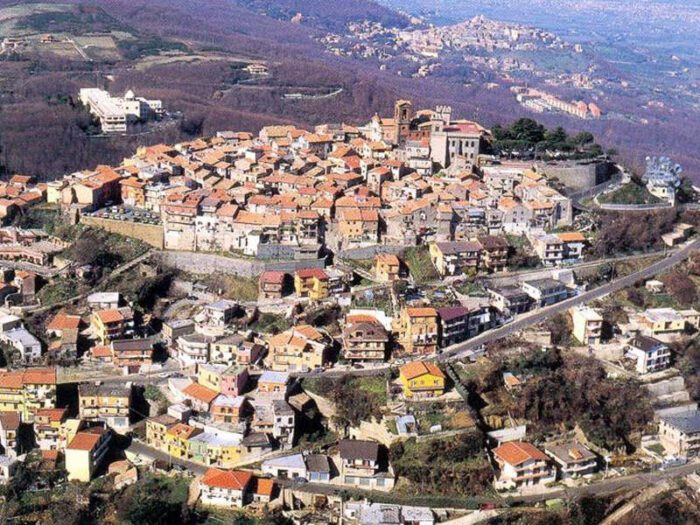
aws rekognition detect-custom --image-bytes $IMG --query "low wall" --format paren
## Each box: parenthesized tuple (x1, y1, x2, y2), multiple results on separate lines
(156, 251, 264, 277)
(337, 245, 404, 260)
(81, 215, 164, 249)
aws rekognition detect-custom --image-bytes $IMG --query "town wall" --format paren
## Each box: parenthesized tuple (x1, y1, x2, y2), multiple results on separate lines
(80, 215, 164, 249)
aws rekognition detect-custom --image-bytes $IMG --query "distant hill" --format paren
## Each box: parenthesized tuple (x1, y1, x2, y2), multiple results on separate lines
(0, 0, 696, 180)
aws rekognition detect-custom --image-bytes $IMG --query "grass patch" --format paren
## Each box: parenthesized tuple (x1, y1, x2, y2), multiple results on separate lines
(196, 273, 259, 302)
(37, 277, 81, 306)
(248, 312, 291, 334)
(403, 246, 439, 285)
(599, 181, 662, 205)
(389, 432, 491, 496)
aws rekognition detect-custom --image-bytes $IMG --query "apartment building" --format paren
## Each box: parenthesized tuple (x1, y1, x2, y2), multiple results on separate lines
(570, 306, 603, 346)
(492, 441, 555, 490)
(394, 307, 439, 356)
(342, 315, 390, 362)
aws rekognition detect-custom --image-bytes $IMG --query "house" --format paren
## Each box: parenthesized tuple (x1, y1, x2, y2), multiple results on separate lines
(545, 442, 597, 479)
(394, 307, 439, 356)
(436, 306, 473, 347)
(294, 268, 329, 301)
(638, 308, 686, 336)
(645, 280, 665, 294)
(251, 477, 276, 504)
(530, 233, 564, 266)
(492, 441, 555, 490)
(0, 368, 57, 423)
(342, 314, 389, 362)
(0, 411, 20, 455)
(521, 278, 569, 308)
(487, 285, 531, 316)
(257, 371, 290, 397)
(337, 208, 380, 246)
(259, 271, 290, 299)
(211, 395, 249, 426)
(267, 325, 330, 372)
(477, 235, 509, 272)
(659, 409, 700, 456)
(87, 292, 121, 310)
(177, 333, 215, 366)
(557, 232, 586, 262)
(162, 319, 195, 344)
(338, 439, 394, 491)
(429, 241, 482, 277)
(399, 361, 446, 399)
(34, 407, 68, 450)
(65, 426, 112, 482)
(210, 335, 264, 367)
(78, 384, 131, 433)
(1, 328, 42, 363)
(182, 382, 220, 412)
(199, 467, 253, 508)
(262, 453, 307, 479)
(626, 335, 671, 374)
(111, 338, 154, 373)
(201, 300, 241, 330)
(145, 414, 179, 450)
(570, 306, 603, 346)
(306, 453, 332, 483)
(91, 307, 134, 344)
(374, 254, 402, 282)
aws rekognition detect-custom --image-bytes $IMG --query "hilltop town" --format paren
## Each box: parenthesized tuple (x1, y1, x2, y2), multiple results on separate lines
(0, 97, 699, 524)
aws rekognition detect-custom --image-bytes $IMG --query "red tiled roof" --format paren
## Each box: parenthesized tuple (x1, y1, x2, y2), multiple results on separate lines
(201, 468, 252, 491)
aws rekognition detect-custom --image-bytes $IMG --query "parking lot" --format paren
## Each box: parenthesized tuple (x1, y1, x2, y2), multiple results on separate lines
(89, 205, 162, 225)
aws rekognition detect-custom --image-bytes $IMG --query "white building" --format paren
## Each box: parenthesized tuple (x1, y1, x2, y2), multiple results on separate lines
(1, 327, 42, 363)
(492, 441, 555, 490)
(79, 88, 163, 133)
(626, 335, 671, 374)
(199, 468, 252, 508)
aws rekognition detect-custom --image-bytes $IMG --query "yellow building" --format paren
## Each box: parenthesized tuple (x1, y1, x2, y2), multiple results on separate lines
(91, 309, 131, 345)
(570, 306, 603, 346)
(78, 384, 131, 432)
(65, 427, 112, 482)
(374, 254, 402, 282)
(267, 325, 329, 373)
(0, 368, 57, 423)
(165, 423, 201, 459)
(399, 361, 446, 399)
(393, 307, 439, 356)
(198, 363, 227, 392)
(146, 414, 179, 450)
(639, 308, 686, 335)
(294, 268, 329, 301)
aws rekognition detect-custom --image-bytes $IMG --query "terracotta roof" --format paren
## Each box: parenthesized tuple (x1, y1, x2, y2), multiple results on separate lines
(183, 383, 219, 404)
(253, 477, 275, 497)
(406, 307, 437, 318)
(22, 368, 57, 385)
(400, 361, 445, 380)
(557, 232, 586, 242)
(295, 268, 328, 280)
(91, 345, 113, 358)
(68, 429, 106, 451)
(201, 468, 252, 491)
(493, 441, 548, 466)
(47, 314, 82, 331)
(95, 309, 124, 324)
(260, 271, 286, 284)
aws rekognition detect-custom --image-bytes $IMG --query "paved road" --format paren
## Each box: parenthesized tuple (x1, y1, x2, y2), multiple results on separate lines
(507, 461, 700, 504)
(84, 238, 698, 384)
(439, 237, 700, 362)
